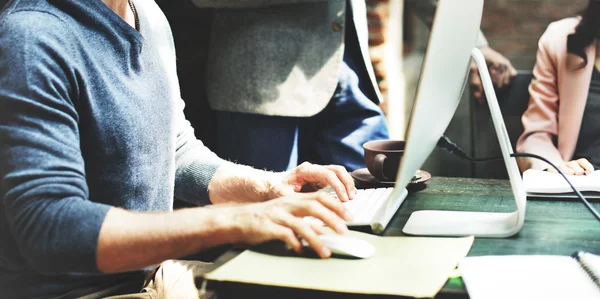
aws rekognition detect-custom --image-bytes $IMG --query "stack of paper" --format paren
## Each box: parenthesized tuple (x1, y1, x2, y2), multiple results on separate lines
(523, 169, 600, 198)
(460, 255, 600, 299)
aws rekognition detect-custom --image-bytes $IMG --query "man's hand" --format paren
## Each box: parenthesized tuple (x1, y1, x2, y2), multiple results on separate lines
(209, 162, 357, 205)
(547, 158, 594, 176)
(220, 192, 352, 258)
(469, 46, 517, 104)
(268, 162, 358, 202)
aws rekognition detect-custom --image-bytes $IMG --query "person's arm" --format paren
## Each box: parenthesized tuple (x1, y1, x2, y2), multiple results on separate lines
(207, 162, 358, 205)
(172, 104, 357, 205)
(0, 13, 350, 276)
(96, 192, 351, 273)
(190, 0, 326, 9)
(468, 45, 517, 102)
(516, 25, 564, 171)
(171, 96, 233, 206)
(0, 13, 113, 274)
(96, 207, 231, 273)
(406, 0, 515, 101)
(101, 102, 356, 272)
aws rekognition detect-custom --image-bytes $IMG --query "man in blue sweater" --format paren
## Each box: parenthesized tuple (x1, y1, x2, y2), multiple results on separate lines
(0, 0, 357, 298)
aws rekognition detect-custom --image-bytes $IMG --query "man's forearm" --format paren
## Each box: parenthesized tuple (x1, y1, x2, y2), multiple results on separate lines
(208, 163, 277, 205)
(96, 207, 237, 273)
(208, 162, 358, 205)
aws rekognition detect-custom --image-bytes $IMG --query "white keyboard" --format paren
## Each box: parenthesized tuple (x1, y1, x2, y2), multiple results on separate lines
(344, 188, 394, 224)
(305, 187, 408, 234)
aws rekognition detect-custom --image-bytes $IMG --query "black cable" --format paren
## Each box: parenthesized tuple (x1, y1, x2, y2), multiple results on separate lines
(437, 135, 502, 162)
(437, 135, 600, 222)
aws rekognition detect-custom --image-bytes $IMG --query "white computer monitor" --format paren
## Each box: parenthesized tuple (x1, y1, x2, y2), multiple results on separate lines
(396, 0, 526, 237)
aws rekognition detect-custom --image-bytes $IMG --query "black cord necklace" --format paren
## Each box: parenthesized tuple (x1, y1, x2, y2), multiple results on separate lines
(128, 0, 140, 32)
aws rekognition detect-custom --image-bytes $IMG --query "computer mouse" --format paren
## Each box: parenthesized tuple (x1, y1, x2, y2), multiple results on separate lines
(303, 234, 376, 259)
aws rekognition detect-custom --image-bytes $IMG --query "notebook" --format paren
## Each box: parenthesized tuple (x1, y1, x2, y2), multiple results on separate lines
(523, 169, 600, 198)
(459, 252, 600, 299)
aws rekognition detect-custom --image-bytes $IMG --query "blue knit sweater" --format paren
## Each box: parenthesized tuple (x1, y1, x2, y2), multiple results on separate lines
(0, 0, 227, 297)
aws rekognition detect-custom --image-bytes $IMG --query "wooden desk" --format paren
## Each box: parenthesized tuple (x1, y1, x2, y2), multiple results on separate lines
(209, 177, 600, 299)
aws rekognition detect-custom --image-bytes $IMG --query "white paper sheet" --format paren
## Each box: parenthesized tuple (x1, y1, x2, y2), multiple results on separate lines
(459, 255, 600, 299)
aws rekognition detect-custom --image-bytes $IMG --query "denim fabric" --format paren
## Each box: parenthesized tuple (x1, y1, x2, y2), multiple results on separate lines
(216, 59, 389, 172)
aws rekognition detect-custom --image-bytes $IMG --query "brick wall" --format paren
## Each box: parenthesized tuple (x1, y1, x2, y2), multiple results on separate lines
(367, 0, 590, 101)
(482, 0, 587, 70)
(367, 0, 391, 101)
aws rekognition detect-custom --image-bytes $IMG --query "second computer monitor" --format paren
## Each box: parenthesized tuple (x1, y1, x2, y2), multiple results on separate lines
(397, 0, 526, 237)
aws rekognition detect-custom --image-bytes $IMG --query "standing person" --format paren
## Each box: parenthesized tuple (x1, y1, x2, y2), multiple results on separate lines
(405, 0, 517, 103)
(0, 0, 357, 298)
(192, 0, 390, 172)
(517, 0, 599, 175)
(190, 0, 516, 173)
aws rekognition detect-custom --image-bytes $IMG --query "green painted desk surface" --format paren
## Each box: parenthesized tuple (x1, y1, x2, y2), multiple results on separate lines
(210, 177, 600, 299)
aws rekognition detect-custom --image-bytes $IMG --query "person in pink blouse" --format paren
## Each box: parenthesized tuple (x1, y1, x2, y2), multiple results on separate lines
(517, 0, 600, 176)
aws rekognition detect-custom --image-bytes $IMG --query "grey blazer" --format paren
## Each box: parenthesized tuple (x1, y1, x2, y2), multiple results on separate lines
(191, 0, 382, 117)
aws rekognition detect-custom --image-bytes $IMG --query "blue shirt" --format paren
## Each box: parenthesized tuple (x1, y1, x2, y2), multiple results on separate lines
(0, 0, 226, 297)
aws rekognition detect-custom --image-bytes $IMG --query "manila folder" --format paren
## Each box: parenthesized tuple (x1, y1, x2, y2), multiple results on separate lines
(204, 231, 474, 298)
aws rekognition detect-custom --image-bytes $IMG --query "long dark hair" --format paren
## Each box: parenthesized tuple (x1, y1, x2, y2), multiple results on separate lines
(567, 0, 600, 66)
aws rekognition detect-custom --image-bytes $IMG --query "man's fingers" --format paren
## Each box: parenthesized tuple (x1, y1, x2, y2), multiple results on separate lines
(323, 171, 349, 202)
(274, 212, 330, 258)
(509, 66, 517, 77)
(271, 225, 302, 254)
(501, 68, 512, 87)
(312, 192, 352, 223)
(326, 165, 357, 200)
(294, 194, 349, 233)
(309, 221, 325, 235)
(495, 67, 511, 89)
(566, 161, 586, 175)
(473, 88, 484, 104)
(468, 66, 480, 84)
(489, 67, 501, 86)
(577, 158, 595, 174)
(469, 69, 485, 104)
(300, 163, 350, 202)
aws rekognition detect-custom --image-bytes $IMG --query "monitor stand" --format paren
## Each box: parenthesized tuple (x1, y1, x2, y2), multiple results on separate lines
(402, 48, 527, 238)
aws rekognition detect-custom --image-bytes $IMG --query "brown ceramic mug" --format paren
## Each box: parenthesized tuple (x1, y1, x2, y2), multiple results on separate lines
(363, 140, 405, 181)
